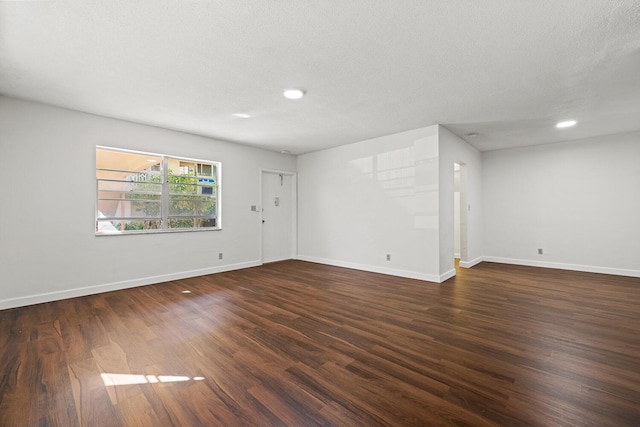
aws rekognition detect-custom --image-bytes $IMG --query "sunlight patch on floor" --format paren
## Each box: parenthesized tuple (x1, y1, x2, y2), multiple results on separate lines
(100, 373, 205, 386)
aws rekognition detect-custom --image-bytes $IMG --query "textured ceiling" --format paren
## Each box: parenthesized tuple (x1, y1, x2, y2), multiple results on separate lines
(1, 1, 639, 154)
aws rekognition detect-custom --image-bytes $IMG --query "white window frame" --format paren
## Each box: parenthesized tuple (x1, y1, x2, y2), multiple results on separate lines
(96, 146, 221, 235)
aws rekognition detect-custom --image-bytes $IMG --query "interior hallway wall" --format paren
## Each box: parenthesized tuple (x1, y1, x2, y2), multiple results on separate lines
(297, 126, 443, 281)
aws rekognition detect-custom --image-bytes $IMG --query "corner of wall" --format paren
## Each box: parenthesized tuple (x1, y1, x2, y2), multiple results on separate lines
(437, 126, 484, 277)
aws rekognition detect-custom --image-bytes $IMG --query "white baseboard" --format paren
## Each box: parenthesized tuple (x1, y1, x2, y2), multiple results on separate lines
(9, 255, 632, 311)
(459, 257, 484, 268)
(454, 252, 461, 258)
(483, 256, 640, 278)
(0, 260, 261, 311)
(295, 255, 443, 283)
(439, 269, 456, 282)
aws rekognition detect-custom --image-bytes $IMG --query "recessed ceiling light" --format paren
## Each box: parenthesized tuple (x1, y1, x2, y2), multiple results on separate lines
(280, 150, 291, 155)
(233, 113, 251, 119)
(283, 88, 305, 99)
(467, 132, 479, 138)
(556, 120, 577, 128)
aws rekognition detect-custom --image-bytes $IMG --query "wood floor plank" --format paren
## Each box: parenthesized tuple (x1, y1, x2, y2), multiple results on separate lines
(1, 260, 640, 426)
(67, 358, 120, 427)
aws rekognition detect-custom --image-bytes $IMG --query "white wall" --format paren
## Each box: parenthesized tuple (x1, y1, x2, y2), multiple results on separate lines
(483, 131, 640, 277)
(7, 96, 635, 310)
(0, 96, 296, 309)
(297, 126, 442, 281)
(438, 126, 483, 276)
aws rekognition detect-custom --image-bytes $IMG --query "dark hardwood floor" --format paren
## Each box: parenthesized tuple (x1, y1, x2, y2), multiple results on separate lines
(1, 260, 640, 426)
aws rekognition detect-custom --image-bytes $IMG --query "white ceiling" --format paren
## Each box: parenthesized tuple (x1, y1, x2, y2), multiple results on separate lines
(1, 1, 639, 155)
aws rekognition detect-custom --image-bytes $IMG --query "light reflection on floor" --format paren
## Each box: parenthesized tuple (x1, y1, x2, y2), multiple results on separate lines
(101, 373, 205, 386)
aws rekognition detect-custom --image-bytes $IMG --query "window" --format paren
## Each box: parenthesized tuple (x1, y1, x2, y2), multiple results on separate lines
(96, 146, 221, 235)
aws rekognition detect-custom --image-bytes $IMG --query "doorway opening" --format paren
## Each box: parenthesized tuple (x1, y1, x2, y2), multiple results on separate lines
(454, 162, 468, 266)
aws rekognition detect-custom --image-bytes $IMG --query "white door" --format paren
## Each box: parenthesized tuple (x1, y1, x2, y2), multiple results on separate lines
(261, 171, 295, 263)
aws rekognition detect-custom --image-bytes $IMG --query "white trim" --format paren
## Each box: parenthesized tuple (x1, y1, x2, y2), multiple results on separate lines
(454, 252, 461, 258)
(459, 257, 483, 268)
(0, 260, 261, 311)
(439, 269, 456, 282)
(483, 256, 640, 278)
(295, 255, 442, 283)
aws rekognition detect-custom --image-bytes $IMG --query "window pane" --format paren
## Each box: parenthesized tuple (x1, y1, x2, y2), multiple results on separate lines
(97, 169, 161, 183)
(97, 199, 162, 219)
(168, 195, 216, 217)
(97, 219, 161, 232)
(167, 218, 217, 229)
(197, 163, 213, 176)
(97, 180, 162, 194)
(197, 178, 216, 196)
(97, 149, 162, 179)
(168, 182, 198, 194)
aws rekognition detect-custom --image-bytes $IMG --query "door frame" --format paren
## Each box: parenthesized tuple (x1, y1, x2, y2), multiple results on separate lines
(259, 168, 297, 264)
(455, 162, 469, 266)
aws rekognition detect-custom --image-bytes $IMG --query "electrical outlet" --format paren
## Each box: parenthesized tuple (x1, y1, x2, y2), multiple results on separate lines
(386, 254, 391, 261)
(251, 205, 257, 212)
(218, 252, 223, 260)
(538, 248, 543, 255)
